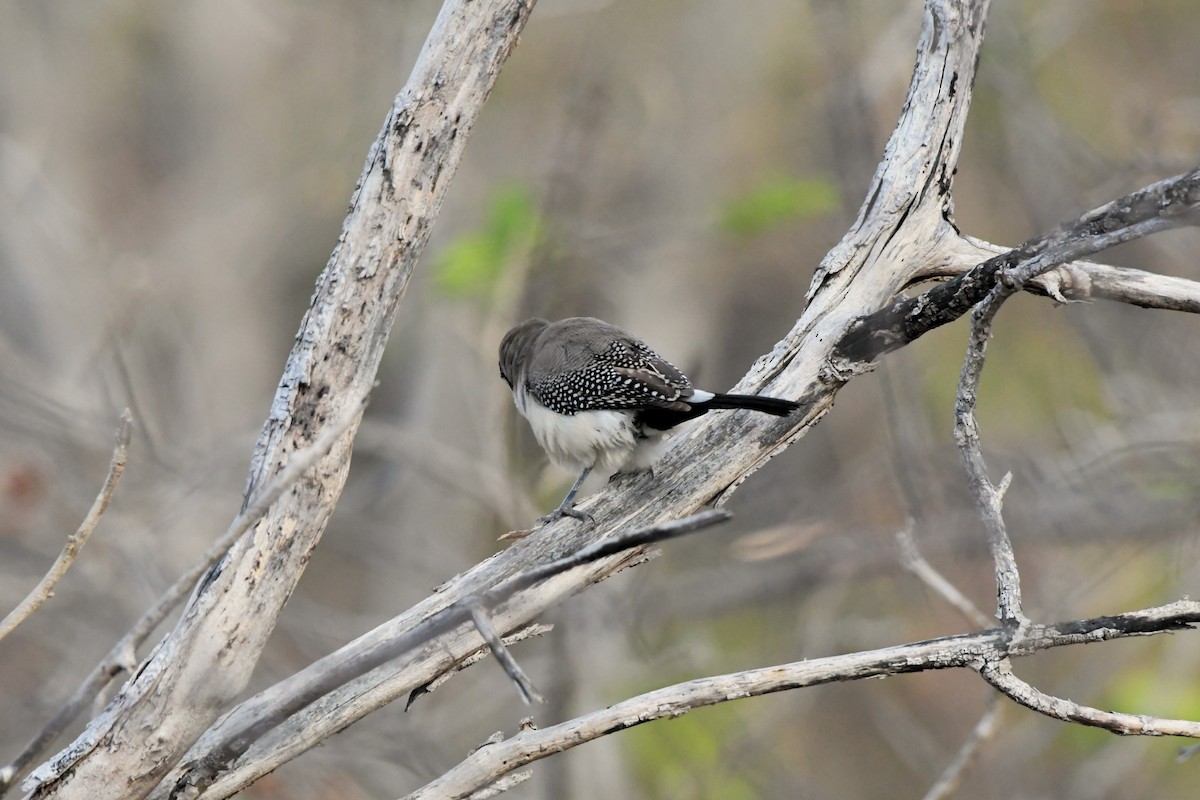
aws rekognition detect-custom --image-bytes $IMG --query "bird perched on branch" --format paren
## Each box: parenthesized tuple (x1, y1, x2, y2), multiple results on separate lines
(499, 317, 799, 526)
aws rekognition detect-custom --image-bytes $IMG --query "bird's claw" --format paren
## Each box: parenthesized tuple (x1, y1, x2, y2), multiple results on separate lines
(537, 504, 595, 526)
(499, 506, 592, 541)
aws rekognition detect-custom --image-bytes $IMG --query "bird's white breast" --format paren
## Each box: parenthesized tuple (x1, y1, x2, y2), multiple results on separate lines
(518, 394, 640, 474)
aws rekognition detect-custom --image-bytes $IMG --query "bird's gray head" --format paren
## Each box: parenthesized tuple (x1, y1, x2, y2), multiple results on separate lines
(498, 318, 550, 389)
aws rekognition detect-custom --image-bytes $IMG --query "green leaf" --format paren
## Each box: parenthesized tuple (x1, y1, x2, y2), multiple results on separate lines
(721, 175, 839, 238)
(434, 186, 542, 298)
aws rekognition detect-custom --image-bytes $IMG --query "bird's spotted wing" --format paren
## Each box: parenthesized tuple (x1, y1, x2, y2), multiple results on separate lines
(527, 338, 693, 414)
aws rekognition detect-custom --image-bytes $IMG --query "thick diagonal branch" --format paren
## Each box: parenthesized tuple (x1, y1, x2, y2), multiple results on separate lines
(160, 511, 729, 797)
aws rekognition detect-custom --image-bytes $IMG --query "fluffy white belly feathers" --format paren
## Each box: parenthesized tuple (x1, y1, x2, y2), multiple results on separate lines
(517, 394, 671, 476)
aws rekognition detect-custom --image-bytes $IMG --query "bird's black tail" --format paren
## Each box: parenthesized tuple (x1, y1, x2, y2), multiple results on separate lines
(637, 392, 798, 431)
(704, 393, 799, 416)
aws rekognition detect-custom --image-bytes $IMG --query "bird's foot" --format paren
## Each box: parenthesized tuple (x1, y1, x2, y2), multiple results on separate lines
(537, 503, 595, 526)
(499, 507, 591, 541)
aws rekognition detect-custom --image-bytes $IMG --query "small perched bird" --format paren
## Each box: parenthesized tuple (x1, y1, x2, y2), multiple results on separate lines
(499, 317, 799, 525)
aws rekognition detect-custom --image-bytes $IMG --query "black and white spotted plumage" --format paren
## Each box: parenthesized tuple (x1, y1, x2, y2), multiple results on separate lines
(524, 327, 692, 413)
(499, 317, 800, 525)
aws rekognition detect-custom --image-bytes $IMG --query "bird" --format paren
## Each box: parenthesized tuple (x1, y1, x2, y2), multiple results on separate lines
(498, 316, 800, 526)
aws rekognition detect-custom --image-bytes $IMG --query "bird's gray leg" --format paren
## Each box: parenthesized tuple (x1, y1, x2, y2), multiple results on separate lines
(538, 466, 595, 525)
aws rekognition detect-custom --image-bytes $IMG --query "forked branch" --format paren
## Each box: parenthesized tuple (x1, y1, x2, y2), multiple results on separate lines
(834, 167, 1200, 366)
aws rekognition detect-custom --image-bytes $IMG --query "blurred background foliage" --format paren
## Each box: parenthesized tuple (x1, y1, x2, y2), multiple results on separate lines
(1, 1, 1199, 798)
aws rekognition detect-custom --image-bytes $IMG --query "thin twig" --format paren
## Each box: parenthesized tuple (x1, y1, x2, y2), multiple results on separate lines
(405, 624, 553, 711)
(954, 280, 1026, 625)
(468, 601, 544, 705)
(925, 236, 1200, 314)
(957, 176, 1199, 624)
(979, 658, 1200, 737)
(495, 510, 731, 598)
(851, 169, 1200, 629)
(921, 695, 1001, 800)
(0, 395, 368, 796)
(0, 409, 133, 643)
(946, 182, 1196, 626)
(896, 525, 992, 630)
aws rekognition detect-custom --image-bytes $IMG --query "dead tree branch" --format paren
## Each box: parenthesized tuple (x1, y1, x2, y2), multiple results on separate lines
(946, 167, 1200, 738)
(465, 770, 532, 799)
(158, 511, 729, 798)
(927, 235, 1200, 314)
(980, 659, 1200, 738)
(402, 601, 1200, 799)
(955, 296, 1025, 624)
(468, 601, 544, 705)
(834, 167, 1200, 366)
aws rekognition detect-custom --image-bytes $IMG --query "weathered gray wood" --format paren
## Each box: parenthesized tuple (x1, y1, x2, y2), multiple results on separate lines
(933, 235, 1200, 313)
(23, 1, 536, 798)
